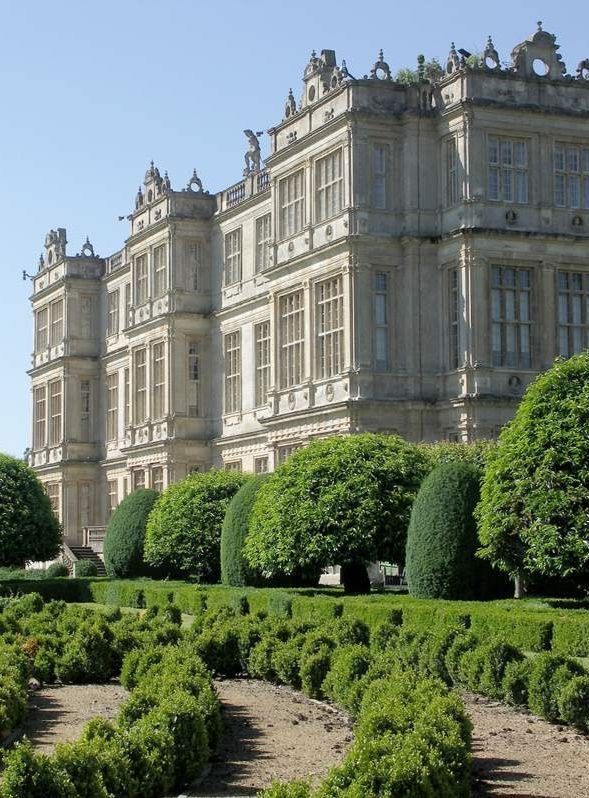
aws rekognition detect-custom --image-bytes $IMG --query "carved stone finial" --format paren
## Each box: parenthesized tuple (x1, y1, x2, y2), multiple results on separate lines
(243, 129, 262, 175)
(186, 169, 204, 193)
(284, 88, 297, 119)
(81, 237, 95, 257)
(163, 170, 172, 192)
(483, 35, 500, 70)
(417, 53, 426, 82)
(370, 49, 391, 80)
(447, 42, 461, 74)
(537, 20, 543, 31)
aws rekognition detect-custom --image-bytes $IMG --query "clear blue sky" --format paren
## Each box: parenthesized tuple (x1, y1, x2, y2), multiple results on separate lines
(0, 0, 586, 457)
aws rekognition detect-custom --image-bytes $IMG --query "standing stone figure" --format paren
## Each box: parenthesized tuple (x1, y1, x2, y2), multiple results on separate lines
(243, 129, 262, 175)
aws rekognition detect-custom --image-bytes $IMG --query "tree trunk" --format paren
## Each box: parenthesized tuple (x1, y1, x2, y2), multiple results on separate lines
(513, 571, 526, 599)
(340, 561, 371, 595)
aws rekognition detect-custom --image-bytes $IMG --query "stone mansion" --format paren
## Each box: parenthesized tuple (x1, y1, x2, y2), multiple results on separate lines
(28, 24, 589, 545)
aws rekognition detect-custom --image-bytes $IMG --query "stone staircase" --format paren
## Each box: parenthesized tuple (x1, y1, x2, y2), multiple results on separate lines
(66, 546, 107, 576)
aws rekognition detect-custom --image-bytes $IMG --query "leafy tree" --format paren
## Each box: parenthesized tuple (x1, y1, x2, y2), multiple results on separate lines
(103, 489, 159, 578)
(244, 434, 430, 593)
(0, 454, 61, 565)
(476, 353, 589, 592)
(220, 475, 267, 586)
(422, 440, 496, 471)
(406, 462, 502, 599)
(144, 469, 247, 581)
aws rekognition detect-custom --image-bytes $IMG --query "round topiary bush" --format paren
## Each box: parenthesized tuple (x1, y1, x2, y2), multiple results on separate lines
(0, 453, 61, 565)
(406, 461, 490, 600)
(476, 352, 589, 589)
(144, 469, 247, 581)
(45, 562, 69, 578)
(220, 475, 267, 586)
(103, 489, 159, 579)
(244, 434, 430, 593)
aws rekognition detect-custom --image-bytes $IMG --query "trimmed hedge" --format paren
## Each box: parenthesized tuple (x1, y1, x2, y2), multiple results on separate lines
(406, 462, 486, 599)
(103, 489, 159, 579)
(220, 475, 267, 586)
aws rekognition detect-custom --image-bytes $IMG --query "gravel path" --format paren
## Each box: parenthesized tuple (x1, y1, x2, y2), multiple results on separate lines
(19, 683, 127, 753)
(465, 691, 589, 797)
(190, 679, 353, 797)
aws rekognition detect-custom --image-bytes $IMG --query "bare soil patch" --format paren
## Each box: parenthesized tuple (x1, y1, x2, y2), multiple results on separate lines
(18, 683, 127, 754)
(191, 678, 353, 797)
(465, 691, 589, 797)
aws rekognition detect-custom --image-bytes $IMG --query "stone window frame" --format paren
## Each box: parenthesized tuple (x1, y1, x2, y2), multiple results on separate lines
(278, 169, 305, 240)
(153, 243, 168, 298)
(276, 442, 302, 465)
(490, 265, 532, 369)
(33, 385, 46, 450)
(314, 147, 344, 223)
(254, 320, 271, 408)
(556, 270, 589, 357)
(35, 307, 48, 351)
(107, 289, 119, 337)
(255, 213, 272, 273)
(224, 228, 242, 286)
(315, 274, 344, 379)
(107, 479, 118, 516)
(254, 456, 269, 474)
(224, 460, 243, 472)
(151, 466, 164, 493)
(49, 379, 62, 447)
(106, 372, 119, 442)
(187, 340, 200, 417)
(45, 482, 60, 519)
(553, 142, 589, 209)
(49, 298, 64, 347)
(487, 135, 529, 204)
(446, 137, 460, 207)
(279, 290, 305, 389)
(224, 330, 241, 415)
(134, 348, 148, 424)
(135, 253, 149, 305)
(151, 340, 166, 420)
(448, 268, 461, 370)
(373, 270, 390, 372)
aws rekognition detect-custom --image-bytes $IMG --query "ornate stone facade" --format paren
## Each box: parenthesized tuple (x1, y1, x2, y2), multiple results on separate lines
(28, 26, 589, 544)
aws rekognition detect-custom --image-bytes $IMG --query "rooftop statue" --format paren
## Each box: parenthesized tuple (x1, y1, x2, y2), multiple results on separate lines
(243, 129, 263, 176)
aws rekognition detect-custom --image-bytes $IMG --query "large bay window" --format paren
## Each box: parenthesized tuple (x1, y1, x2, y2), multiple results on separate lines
(372, 144, 388, 209)
(557, 271, 589, 357)
(107, 290, 119, 336)
(487, 137, 528, 203)
(185, 241, 201, 290)
(107, 480, 118, 516)
(152, 467, 164, 493)
(279, 291, 304, 388)
(279, 170, 305, 238)
(50, 299, 64, 346)
(315, 150, 343, 221)
(316, 276, 344, 378)
(255, 214, 272, 273)
(374, 272, 390, 371)
(449, 269, 460, 369)
(224, 332, 241, 414)
(491, 266, 532, 368)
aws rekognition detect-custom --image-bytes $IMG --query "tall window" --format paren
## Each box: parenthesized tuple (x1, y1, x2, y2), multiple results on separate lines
(188, 341, 199, 417)
(449, 269, 460, 369)
(554, 144, 589, 209)
(46, 483, 60, 518)
(79, 483, 90, 529)
(224, 460, 242, 472)
(185, 241, 201, 290)
(33, 386, 46, 449)
(153, 244, 167, 297)
(491, 266, 532, 368)
(49, 380, 62, 446)
(80, 296, 92, 338)
(372, 144, 387, 209)
(152, 341, 166, 419)
(133, 470, 145, 491)
(279, 170, 305, 238)
(224, 229, 242, 285)
(316, 276, 344, 378)
(134, 349, 147, 423)
(557, 271, 589, 356)
(487, 137, 528, 203)
(374, 272, 390, 371)
(315, 150, 343, 221)
(279, 291, 304, 388)
(107, 480, 118, 516)
(224, 332, 241, 414)
(123, 368, 130, 427)
(446, 138, 459, 206)
(277, 443, 300, 465)
(35, 308, 48, 351)
(50, 299, 64, 346)
(80, 380, 90, 442)
(107, 290, 119, 336)
(135, 254, 148, 304)
(254, 321, 271, 407)
(255, 214, 272, 273)
(106, 373, 118, 441)
(152, 467, 164, 493)
(124, 283, 131, 327)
